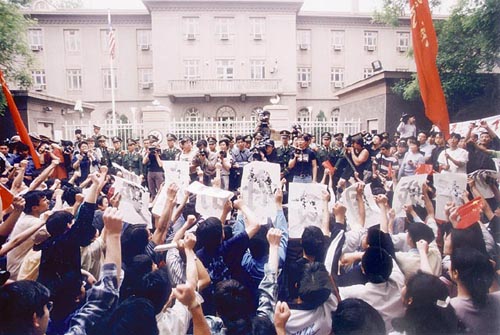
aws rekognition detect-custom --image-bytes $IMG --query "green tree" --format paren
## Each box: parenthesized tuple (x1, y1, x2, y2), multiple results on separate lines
(378, 0, 500, 116)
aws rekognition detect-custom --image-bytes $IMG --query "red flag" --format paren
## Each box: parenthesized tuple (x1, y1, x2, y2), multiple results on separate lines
(456, 197, 482, 230)
(410, 0, 450, 139)
(0, 183, 14, 211)
(322, 160, 336, 174)
(0, 70, 41, 168)
(415, 164, 434, 175)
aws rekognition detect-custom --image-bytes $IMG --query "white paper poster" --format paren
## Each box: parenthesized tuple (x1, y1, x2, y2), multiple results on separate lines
(187, 181, 233, 219)
(240, 161, 281, 222)
(288, 182, 327, 238)
(434, 172, 467, 221)
(112, 162, 142, 185)
(162, 160, 190, 203)
(393, 174, 428, 217)
(340, 183, 380, 231)
(468, 169, 499, 199)
(113, 176, 151, 228)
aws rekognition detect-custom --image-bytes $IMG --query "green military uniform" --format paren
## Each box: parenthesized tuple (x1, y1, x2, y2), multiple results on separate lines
(277, 144, 294, 181)
(109, 149, 123, 173)
(316, 144, 333, 181)
(122, 151, 143, 176)
(162, 147, 181, 161)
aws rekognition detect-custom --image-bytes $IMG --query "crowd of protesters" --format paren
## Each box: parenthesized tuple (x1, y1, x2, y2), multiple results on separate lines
(0, 112, 499, 335)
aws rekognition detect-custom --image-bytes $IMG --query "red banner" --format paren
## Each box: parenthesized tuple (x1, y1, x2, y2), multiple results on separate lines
(410, 0, 450, 139)
(0, 70, 41, 168)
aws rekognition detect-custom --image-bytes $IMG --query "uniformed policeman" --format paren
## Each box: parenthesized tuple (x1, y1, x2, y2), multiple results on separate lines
(316, 131, 333, 181)
(95, 135, 112, 169)
(161, 133, 181, 161)
(276, 130, 294, 181)
(109, 136, 124, 172)
(122, 138, 143, 177)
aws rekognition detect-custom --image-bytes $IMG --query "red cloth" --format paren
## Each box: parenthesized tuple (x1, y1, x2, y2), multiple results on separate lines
(0, 183, 14, 211)
(410, 0, 450, 139)
(0, 70, 41, 168)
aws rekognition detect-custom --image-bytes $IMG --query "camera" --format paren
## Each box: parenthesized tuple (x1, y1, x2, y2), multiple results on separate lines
(219, 150, 227, 158)
(149, 146, 158, 154)
(250, 143, 266, 160)
(294, 148, 302, 155)
(198, 149, 208, 158)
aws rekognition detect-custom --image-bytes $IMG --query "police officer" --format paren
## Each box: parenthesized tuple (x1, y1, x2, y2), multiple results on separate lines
(162, 133, 181, 161)
(96, 135, 112, 169)
(110, 136, 124, 170)
(316, 131, 333, 182)
(122, 138, 143, 177)
(276, 130, 294, 181)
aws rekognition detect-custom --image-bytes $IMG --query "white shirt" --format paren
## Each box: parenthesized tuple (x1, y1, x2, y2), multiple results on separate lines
(6, 214, 43, 280)
(437, 147, 468, 174)
(397, 122, 416, 139)
(339, 260, 405, 333)
(286, 294, 338, 335)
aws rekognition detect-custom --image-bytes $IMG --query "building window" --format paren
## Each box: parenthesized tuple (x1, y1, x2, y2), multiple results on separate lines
(250, 60, 265, 79)
(31, 70, 46, 90)
(66, 69, 82, 90)
(137, 29, 152, 50)
(364, 31, 377, 51)
(183, 17, 199, 40)
(397, 32, 410, 52)
(185, 107, 201, 122)
(215, 17, 234, 40)
(297, 108, 311, 122)
(250, 17, 265, 40)
(331, 30, 344, 51)
(138, 68, 153, 88)
(330, 67, 344, 88)
(184, 60, 200, 80)
(216, 59, 234, 79)
(331, 108, 340, 122)
(28, 29, 43, 50)
(102, 69, 117, 90)
(363, 68, 374, 79)
(216, 105, 236, 121)
(64, 29, 81, 53)
(297, 67, 311, 87)
(297, 30, 311, 50)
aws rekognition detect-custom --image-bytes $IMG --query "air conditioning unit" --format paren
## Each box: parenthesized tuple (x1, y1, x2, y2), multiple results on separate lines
(187, 33, 196, 40)
(398, 46, 408, 52)
(299, 43, 309, 50)
(366, 45, 376, 51)
(220, 33, 229, 40)
(300, 82, 309, 88)
(31, 45, 42, 51)
(253, 33, 262, 40)
(33, 84, 44, 91)
(140, 82, 152, 89)
(140, 44, 150, 51)
(333, 44, 342, 51)
(334, 82, 343, 88)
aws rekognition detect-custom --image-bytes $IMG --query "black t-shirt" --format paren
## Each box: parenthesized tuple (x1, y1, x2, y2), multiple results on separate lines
(292, 148, 316, 177)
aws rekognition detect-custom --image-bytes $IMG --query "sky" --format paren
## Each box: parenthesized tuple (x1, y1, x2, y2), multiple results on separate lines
(83, 0, 456, 13)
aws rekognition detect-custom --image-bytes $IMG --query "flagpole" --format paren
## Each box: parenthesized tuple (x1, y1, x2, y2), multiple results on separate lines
(108, 9, 117, 136)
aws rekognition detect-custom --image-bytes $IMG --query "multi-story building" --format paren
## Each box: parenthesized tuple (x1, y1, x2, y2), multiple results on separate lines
(18, 0, 423, 138)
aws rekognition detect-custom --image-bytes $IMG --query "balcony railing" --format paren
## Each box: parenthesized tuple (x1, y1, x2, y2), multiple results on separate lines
(167, 79, 282, 96)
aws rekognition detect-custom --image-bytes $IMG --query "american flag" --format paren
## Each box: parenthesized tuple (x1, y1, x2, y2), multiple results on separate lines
(107, 11, 115, 59)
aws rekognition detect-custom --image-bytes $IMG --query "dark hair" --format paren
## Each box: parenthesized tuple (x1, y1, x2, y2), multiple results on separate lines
(0, 280, 50, 335)
(332, 298, 386, 335)
(366, 227, 395, 258)
(214, 279, 255, 323)
(23, 190, 46, 214)
(249, 226, 269, 260)
(108, 297, 158, 335)
(451, 247, 495, 307)
(16, 142, 30, 152)
(138, 268, 172, 314)
(235, 135, 245, 142)
(62, 185, 82, 206)
(301, 226, 326, 262)
(46, 211, 75, 237)
(196, 217, 223, 251)
(196, 139, 208, 148)
(407, 221, 435, 245)
(352, 135, 364, 147)
(418, 131, 429, 137)
(449, 222, 488, 256)
(361, 247, 393, 283)
(380, 142, 391, 150)
(121, 225, 150, 266)
(392, 271, 459, 335)
(120, 254, 153, 302)
(219, 138, 230, 146)
(225, 316, 277, 335)
(298, 262, 333, 309)
(450, 132, 461, 140)
(41, 270, 82, 322)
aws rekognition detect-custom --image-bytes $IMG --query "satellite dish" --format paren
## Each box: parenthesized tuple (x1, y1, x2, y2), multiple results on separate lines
(270, 94, 280, 105)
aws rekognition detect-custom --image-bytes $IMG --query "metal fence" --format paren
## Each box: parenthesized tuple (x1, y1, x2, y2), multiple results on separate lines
(63, 118, 361, 144)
